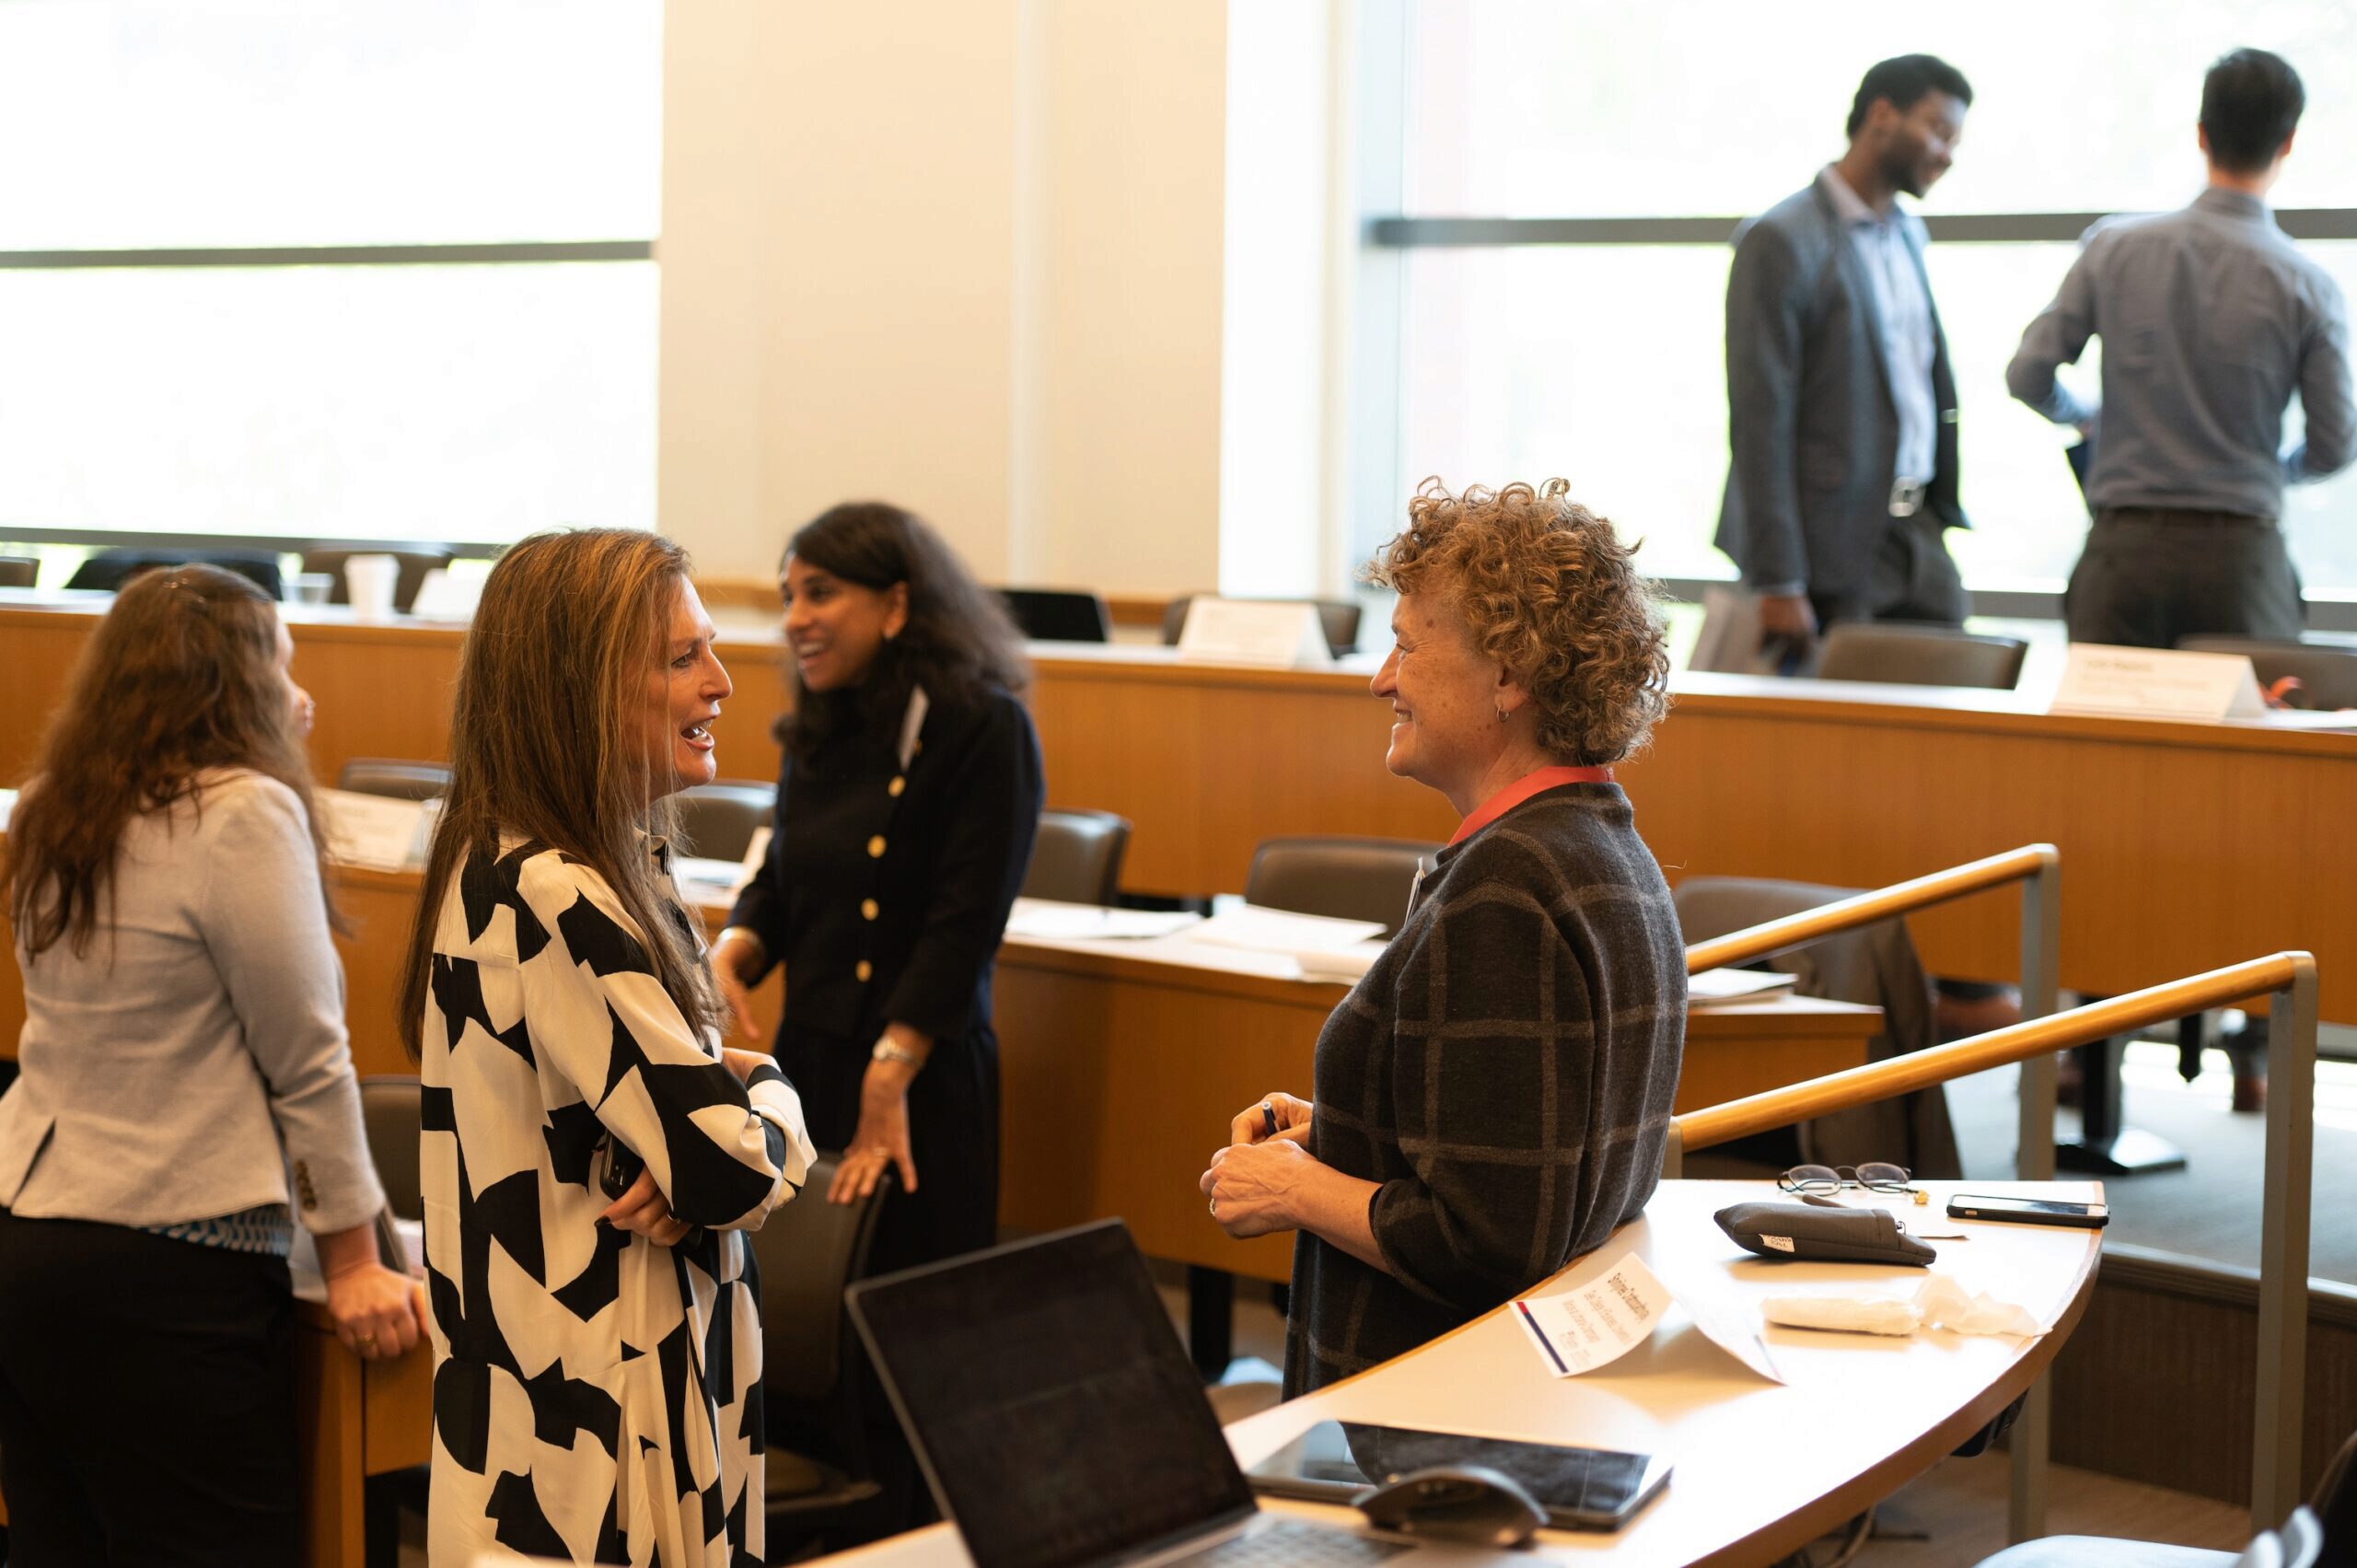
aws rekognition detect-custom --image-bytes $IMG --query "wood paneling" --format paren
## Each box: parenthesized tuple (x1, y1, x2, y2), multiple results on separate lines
(11, 591, 2356, 1019)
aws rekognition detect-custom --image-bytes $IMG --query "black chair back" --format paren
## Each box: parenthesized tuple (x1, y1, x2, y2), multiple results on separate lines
(1000, 588, 1111, 643)
(1162, 595, 1362, 656)
(64, 548, 284, 600)
(2177, 636, 2357, 711)
(674, 780, 777, 863)
(1814, 623, 2026, 690)
(752, 1156, 890, 1407)
(358, 1075, 424, 1221)
(337, 759, 451, 802)
(1244, 835, 1438, 938)
(1021, 808, 1132, 905)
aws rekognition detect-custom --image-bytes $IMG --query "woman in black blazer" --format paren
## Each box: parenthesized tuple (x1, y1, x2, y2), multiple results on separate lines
(715, 501, 1041, 1273)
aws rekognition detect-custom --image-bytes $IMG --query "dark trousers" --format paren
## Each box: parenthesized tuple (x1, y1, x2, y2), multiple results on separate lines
(0, 1209, 301, 1568)
(1810, 513, 1970, 631)
(2065, 507, 2304, 649)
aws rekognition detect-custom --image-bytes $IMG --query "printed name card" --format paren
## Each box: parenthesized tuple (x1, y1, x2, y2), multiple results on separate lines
(1175, 598, 1333, 669)
(2049, 644, 2267, 723)
(1514, 1251, 1782, 1383)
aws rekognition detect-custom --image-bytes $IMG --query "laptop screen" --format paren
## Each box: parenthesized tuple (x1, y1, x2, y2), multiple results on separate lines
(848, 1221, 1259, 1568)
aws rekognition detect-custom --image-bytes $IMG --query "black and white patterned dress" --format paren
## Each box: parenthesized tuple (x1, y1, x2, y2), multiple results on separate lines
(420, 838, 814, 1566)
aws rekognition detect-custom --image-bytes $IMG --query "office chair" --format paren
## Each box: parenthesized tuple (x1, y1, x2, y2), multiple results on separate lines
(1814, 622, 2028, 690)
(758, 1156, 895, 1554)
(1162, 595, 1363, 657)
(2178, 636, 2357, 711)
(1674, 876, 1961, 1177)
(298, 548, 454, 614)
(672, 780, 776, 863)
(1020, 808, 1132, 905)
(64, 548, 284, 600)
(358, 1076, 424, 1222)
(1973, 1506, 2322, 1567)
(999, 587, 1112, 643)
(1243, 836, 1439, 940)
(0, 555, 37, 588)
(336, 759, 451, 802)
(354, 1075, 427, 1568)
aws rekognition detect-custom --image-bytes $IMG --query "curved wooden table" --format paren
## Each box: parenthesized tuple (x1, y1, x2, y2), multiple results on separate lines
(809, 1179, 2104, 1568)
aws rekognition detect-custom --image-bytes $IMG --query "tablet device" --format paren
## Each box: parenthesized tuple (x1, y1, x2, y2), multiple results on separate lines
(1245, 1420, 1670, 1531)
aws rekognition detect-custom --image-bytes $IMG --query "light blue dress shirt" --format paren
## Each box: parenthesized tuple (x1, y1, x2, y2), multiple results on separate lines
(1818, 166, 1938, 487)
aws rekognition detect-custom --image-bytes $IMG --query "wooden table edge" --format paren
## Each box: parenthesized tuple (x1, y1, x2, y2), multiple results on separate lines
(1690, 1241, 2103, 1568)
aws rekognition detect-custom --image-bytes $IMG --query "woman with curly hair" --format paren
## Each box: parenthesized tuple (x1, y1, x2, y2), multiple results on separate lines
(1201, 478, 1687, 1395)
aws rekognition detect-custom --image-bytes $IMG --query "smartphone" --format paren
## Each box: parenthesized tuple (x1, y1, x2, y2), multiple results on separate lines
(1946, 1193, 2108, 1229)
(1245, 1420, 1671, 1531)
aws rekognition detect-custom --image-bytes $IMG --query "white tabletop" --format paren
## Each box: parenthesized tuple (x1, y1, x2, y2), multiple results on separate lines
(803, 1179, 2102, 1568)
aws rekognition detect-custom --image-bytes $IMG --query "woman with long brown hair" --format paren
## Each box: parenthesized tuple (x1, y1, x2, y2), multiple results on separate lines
(400, 528, 813, 1567)
(0, 564, 421, 1567)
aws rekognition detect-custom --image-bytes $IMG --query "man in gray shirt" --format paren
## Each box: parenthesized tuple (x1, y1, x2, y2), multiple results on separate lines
(2008, 48, 2353, 648)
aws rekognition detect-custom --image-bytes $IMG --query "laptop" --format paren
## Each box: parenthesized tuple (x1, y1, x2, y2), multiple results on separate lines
(845, 1220, 1496, 1568)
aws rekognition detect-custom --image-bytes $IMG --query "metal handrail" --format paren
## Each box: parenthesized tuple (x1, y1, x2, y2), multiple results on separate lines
(1668, 952, 2319, 1536)
(1685, 843, 2055, 975)
(1681, 842, 2064, 1539)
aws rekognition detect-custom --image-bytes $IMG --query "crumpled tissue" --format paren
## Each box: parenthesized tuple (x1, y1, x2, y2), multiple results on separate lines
(1762, 1273, 2044, 1338)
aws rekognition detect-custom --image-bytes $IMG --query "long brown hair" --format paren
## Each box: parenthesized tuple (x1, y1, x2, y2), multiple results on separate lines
(778, 501, 1029, 763)
(397, 528, 721, 1055)
(4, 564, 332, 960)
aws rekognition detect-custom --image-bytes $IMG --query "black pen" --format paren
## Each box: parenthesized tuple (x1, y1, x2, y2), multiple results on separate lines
(1260, 1102, 1278, 1140)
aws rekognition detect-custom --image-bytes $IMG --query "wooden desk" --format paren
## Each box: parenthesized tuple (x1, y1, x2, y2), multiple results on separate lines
(990, 914, 1879, 1284)
(293, 1297, 434, 1568)
(801, 1179, 2104, 1568)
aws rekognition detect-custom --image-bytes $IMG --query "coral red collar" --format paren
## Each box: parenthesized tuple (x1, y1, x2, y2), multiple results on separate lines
(1448, 765, 1615, 847)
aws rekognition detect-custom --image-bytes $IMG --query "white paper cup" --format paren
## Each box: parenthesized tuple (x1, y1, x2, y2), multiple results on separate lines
(343, 554, 400, 618)
(290, 572, 335, 605)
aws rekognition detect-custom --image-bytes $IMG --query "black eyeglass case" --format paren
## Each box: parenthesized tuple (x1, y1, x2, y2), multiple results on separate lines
(1714, 1200, 1937, 1266)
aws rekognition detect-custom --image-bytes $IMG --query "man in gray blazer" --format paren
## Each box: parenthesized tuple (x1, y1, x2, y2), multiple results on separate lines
(1719, 55, 1975, 654)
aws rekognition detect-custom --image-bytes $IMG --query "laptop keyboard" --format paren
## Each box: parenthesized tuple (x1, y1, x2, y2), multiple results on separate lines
(1171, 1521, 1413, 1568)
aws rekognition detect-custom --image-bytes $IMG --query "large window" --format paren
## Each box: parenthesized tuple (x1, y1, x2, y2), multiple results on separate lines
(1373, 3, 2357, 596)
(0, 0, 660, 549)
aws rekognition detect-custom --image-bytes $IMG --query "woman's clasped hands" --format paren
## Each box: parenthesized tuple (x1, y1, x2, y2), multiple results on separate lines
(1199, 1091, 1315, 1238)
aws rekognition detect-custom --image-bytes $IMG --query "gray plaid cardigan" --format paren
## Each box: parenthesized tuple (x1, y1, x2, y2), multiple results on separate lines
(1283, 783, 1686, 1395)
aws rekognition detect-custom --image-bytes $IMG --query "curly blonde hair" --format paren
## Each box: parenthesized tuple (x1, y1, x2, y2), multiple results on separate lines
(1364, 478, 1670, 765)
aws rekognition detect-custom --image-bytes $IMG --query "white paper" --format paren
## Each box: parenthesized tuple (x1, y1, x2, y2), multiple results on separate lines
(1004, 903, 1203, 941)
(1687, 968, 1799, 1005)
(2049, 644, 2267, 723)
(1515, 1253, 1677, 1376)
(315, 787, 431, 871)
(407, 566, 482, 621)
(1191, 903, 1387, 954)
(1176, 598, 1333, 668)
(1291, 940, 1388, 982)
(1518, 1252, 1783, 1383)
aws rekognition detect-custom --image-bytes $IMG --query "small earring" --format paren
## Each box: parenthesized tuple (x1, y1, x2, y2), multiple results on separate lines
(1495, 704, 1508, 723)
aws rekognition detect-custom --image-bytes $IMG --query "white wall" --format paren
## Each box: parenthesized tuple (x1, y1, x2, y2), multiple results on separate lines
(658, 1, 1231, 595)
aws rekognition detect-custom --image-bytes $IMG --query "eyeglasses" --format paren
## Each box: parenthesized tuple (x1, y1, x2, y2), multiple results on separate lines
(1779, 1162, 1923, 1202)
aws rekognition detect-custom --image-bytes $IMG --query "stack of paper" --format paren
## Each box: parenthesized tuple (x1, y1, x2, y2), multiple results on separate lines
(316, 787, 435, 872)
(1687, 969, 1799, 1006)
(1004, 901, 1203, 941)
(1190, 904, 1387, 955)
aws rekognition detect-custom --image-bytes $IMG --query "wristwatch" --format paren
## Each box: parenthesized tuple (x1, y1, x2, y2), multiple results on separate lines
(871, 1040, 926, 1069)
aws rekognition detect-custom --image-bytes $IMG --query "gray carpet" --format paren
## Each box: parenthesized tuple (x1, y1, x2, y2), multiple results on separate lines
(1944, 1046, 2357, 1284)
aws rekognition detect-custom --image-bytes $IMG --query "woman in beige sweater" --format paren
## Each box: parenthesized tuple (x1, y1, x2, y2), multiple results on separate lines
(0, 564, 421, 1565)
